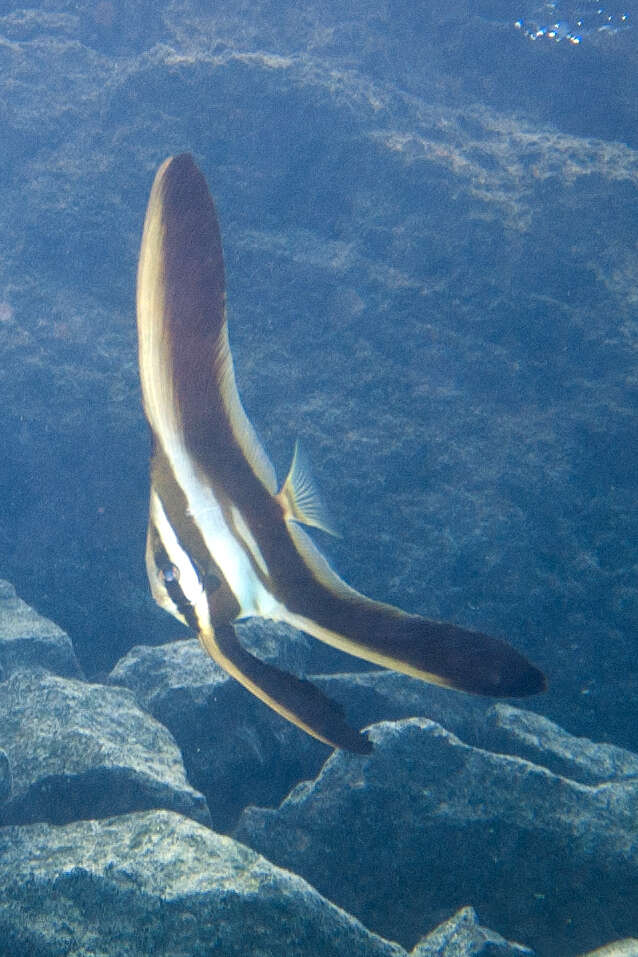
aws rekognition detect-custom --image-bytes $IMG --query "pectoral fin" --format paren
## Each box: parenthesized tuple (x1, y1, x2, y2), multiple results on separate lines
(198, 623, 372, 754)
(277, 440, 340, 537)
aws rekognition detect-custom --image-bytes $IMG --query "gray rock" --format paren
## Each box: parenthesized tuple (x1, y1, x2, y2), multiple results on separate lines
(475, 703, 638, 786)
(235, 717, 638, 956)
(578, 943, 638, 957)
(0, 809, 406, 957)
(315, 670, 496, 745)
(410, 906, 532, 956)
(109, 619, 313, 699)
(0, 670, 210, 827)
(316, 672, 638, 785)
(0, 580, 82, 680)
(108, 629, 341, 831)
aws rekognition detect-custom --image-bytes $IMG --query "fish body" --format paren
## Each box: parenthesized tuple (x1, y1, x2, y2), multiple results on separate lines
(136, 154, 545, 753)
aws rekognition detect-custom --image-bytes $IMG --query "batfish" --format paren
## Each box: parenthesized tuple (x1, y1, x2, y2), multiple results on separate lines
(136, 153, 546, 754)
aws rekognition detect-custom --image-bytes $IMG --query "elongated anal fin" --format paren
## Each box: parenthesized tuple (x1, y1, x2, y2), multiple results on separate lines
(289, 601, 546, 698)
(284, 525, 546, 698)
(197, 624, 372, 754)
(277, 440, 340, 536)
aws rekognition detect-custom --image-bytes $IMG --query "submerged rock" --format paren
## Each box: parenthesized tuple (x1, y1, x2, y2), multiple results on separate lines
(578, 942, 638, 956)
(0, 670, 210, 827)
(235, 716, 638, 956)
(470, 701, 638, 785)
(0, 809, 405, 957)
(314, 669, 488, 739)
(318, 670, 638, 785)
(0, 580, 82, 680)
(410, 906, 532, 956)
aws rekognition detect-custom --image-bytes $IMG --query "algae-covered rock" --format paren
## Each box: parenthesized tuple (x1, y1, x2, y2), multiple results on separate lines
(317, 671, 638, 785)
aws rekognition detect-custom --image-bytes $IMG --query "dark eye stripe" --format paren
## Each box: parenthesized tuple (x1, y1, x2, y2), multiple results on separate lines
(152, 530, 202, 633)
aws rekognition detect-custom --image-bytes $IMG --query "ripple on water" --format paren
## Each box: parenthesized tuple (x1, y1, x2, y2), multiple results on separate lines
(514, 1, 631, 44)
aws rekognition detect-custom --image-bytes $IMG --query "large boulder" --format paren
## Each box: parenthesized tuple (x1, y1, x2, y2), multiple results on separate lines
(0, 809, 405, 957)
(110, 630, 638, 836)
(235, 715, 638, 956)
(0, 669, 210, 827)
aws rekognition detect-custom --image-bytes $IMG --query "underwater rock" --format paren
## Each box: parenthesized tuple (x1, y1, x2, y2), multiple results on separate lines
(315, 669, 492, 741)
(0, 579, 82, 680)
(578, 942, 638, 956)
(472, 701, 638, 785)
(235, 716, 638, 955)
(108, 628, 336, 831)
(0, 809, 405, 957)
(410, 906, 532, 956)
(317, 671, 638, 785)
(0, 669, 210, 828)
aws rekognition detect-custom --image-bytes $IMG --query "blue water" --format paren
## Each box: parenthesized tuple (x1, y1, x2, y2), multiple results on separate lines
(0, 1, 636, 954)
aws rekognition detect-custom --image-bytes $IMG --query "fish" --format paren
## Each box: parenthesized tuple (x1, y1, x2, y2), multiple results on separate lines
(136, 153, 546, 754)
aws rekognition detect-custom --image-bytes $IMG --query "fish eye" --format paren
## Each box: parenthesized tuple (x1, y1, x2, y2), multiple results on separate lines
(160, 563, 180, 584)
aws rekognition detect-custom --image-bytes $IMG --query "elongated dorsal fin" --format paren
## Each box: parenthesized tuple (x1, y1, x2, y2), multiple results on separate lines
(137, 154, 278, 498)
(277, 440, 340, 537)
